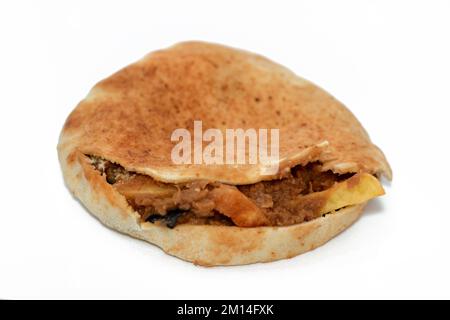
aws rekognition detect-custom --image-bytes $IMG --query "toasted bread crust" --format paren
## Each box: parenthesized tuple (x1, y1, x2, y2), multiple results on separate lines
(60, 41, 391, 184)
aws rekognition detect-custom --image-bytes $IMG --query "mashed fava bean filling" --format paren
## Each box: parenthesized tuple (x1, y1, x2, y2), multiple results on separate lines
(89, 156, 353, 228)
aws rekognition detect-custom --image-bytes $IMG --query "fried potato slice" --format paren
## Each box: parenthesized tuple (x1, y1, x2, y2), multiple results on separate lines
(290, 173, 385, 218)
(322, 173, 384, 213)
(210, 185, 270, 227)
(114, 175, 177, 198)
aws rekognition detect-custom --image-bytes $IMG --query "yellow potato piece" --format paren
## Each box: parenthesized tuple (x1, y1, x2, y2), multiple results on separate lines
(114, 175, 176, 198)
(210, 184, 269, 227)
(321, 173, 385, 214)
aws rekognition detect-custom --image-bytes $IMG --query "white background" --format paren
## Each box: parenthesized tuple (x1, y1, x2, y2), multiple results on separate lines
(0, 0, 449, 299)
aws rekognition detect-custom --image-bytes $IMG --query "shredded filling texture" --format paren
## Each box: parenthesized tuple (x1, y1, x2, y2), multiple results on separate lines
(89, 156, 353, 228)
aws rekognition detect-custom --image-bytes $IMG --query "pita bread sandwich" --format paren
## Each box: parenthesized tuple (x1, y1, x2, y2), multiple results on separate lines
(58, 41, 391, 266)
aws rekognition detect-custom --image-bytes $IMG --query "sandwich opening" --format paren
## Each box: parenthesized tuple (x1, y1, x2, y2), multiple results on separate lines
(87, 155, 384, 229)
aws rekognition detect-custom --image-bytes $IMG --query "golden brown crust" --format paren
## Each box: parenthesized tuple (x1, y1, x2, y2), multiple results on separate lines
(61, 41, 391, 184)
(58, 41, 391, 265)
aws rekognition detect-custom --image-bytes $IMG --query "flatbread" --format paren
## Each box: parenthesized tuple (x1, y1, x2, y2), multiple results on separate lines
(58, 41, 390, 265)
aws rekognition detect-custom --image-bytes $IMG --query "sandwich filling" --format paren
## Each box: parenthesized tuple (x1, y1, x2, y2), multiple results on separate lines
(89, 155, 384, 228)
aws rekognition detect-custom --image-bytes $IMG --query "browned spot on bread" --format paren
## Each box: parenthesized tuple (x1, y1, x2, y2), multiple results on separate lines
(194, 259, 215, 267)
(209, 228, 264, 256)
(66, 151, 77, 165)
(292, 222, 319, 241)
